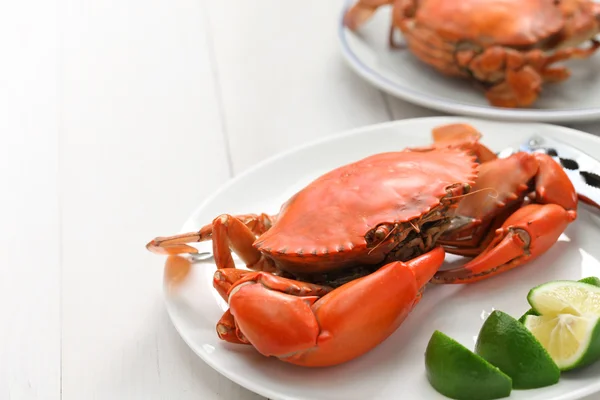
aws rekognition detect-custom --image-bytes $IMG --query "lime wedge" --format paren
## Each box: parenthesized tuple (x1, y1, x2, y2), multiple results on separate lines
(475, 310, 560, 389)
(524, 314, 600, 371)
(518, 308, 540, 323)
(527, 280, 600, 317)
(519, 277, 600, 323)
(579, 276, 600, 287)
(425, 330, 512, 400)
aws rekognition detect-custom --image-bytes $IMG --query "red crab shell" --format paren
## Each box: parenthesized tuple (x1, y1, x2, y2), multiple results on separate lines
(254, 148, 479, 275)
(407, 0, 566, 48)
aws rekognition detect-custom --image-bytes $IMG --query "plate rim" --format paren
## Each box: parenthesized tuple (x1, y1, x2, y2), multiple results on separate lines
(337, 0, 600, 123)
(164, 116, 600, 400)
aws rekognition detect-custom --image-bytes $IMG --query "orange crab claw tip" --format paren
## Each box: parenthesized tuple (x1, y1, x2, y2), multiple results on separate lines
(216, 310, 248, 345)
(405, 247, 446, 288)
(432, 230, 527, 284)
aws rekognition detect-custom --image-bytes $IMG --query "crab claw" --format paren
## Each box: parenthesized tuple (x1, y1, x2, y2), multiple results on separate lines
(432, 204, 576, 284)
(219, 247, 445, 367)
(213, 268, 254, 301)
(439, 152, 577, 257)
(216, 309, 249, 345)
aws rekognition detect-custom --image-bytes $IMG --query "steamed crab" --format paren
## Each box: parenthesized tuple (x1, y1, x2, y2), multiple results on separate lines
(344, 0, 600, 107)
(146, 123, 577, 367)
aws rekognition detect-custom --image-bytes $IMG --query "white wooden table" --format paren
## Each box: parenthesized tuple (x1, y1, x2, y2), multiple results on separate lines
(3, 0, 600, 399)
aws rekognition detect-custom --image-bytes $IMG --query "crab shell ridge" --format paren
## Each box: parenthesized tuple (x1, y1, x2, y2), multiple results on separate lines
(254, 148, 479, 274)
(409, 0, 565, 47)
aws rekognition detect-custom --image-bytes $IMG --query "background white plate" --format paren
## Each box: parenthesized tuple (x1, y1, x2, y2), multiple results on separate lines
(162, 116, 600, 400)
(338, 0, 600, 123)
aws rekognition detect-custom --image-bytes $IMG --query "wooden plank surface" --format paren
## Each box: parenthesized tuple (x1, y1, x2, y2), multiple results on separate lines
(58, 0, 260, 398)
(205, 0, 402, 174)
(0, 2, 61, 399)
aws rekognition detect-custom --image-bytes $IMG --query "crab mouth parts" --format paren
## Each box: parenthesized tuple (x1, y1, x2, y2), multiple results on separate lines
(287, 209, 452, 288)
(385, 216, 451, 261)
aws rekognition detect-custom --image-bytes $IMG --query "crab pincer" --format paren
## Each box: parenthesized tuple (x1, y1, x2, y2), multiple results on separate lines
(214, 247, 445, 367)
(433, 151, 578, 283)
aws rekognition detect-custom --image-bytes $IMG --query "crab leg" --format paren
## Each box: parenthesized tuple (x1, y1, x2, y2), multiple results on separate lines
(146, 214, 277, 272)
(544, 40, 600, 64)
(343, 0, 394, 30)
(525, 41, 600, 82)
(207, 214, 277, 271)
(146, 213, 275, 255)
(432, 204, 576, 284)
(457, 41, 600, 108)
(221, 247, 445, 367)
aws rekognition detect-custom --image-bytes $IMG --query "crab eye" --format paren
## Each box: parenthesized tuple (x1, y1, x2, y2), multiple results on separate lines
(373, 225, 391, 241)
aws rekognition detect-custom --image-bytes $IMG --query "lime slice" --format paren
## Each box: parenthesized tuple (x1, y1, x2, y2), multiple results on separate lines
(519, 277, 600, 323)
(425, 330, 512, 400)
(527, 280, 600, 317)
(474, 310, 560, 389)
(524, 314, 600, 371)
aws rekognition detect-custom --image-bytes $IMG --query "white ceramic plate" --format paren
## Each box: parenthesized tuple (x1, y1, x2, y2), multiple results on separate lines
(338, 0, 600, 123)
(162, 116, 600, 400)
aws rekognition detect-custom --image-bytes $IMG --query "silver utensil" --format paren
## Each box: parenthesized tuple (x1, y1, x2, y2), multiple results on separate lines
(189, 251, 214, 262)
